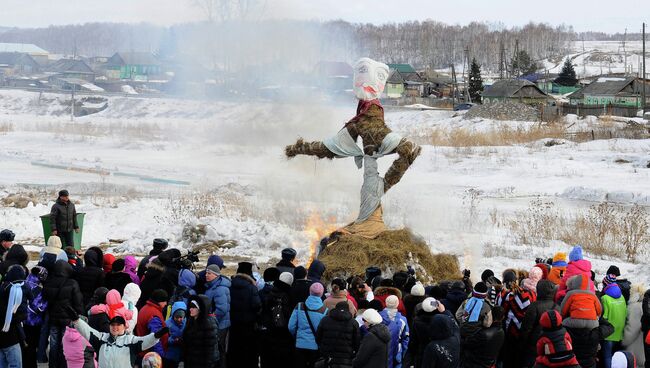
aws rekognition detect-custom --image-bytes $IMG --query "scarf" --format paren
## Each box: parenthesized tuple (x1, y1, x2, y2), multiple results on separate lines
(464, 294, 486, 323)
(3, 282, 23, 332)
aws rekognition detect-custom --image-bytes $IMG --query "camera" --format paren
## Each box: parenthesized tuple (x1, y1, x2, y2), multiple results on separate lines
(173, 250, 200, 269)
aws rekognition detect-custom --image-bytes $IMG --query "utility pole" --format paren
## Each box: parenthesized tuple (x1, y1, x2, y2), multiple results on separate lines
(513, 39, 520, 77)
(464, 48, 471, 103)
(451, 64, 458, 106)
(641, 22, 646, 118)
(70, 84, 75, 122)
(499, 41, 505, 79)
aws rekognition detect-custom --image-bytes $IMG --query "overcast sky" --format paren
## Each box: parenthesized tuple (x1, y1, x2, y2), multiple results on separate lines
(1, 0, 646, 33)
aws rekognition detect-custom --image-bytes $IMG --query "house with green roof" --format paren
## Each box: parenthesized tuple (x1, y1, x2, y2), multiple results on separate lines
(387, 63, 417, 74)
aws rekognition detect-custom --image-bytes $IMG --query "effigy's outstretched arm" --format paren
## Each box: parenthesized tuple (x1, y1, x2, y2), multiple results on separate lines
(383, 138, 422, 192)
(285, 138, 337, 159)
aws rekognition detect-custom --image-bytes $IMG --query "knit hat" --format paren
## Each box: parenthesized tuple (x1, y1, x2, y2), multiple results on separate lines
(281, 248, 297, 261)
(552, 252, 568, 267)
(207, 255, 225, 269)
(294, 266, 307, 280)
(603, 274, 617, 287)
(539, 310, 563, 331)
(362, 309, 383, 325)
(190, 300, 200, 310)
(150, 289, 169, 303)
(421, 297, 439, 313)
(606, 265, 621, 277)
(103, 254, 116, 273)
(473, 281, 488, 295)
(204, 264, 220, 276)
(58, 189, 69, 197)
(481, 269, 495, 282)
(385, 295, 399, 309)
(365, 266, 382, 284)
(410, 283, 425, 297)
(30, 266, 48, 282)
(279, 272, 294, 286)
(236, 262, 254, 277)
(309, 282, 324, 297)
(173, 309, 186, 318)
(569, 245, 583, 262)
(263, 267, 280, 282)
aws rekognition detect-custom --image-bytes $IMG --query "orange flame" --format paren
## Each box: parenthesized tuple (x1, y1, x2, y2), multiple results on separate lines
(303, 211, 339, 267)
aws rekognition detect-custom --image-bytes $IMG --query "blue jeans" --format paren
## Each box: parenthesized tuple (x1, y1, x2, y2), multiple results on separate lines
(0, 344, 22, 368)
(602, 340, 614, 368)
(49, 324, 67, 368)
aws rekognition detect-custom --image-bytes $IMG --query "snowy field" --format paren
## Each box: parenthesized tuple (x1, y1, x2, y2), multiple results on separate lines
(544, 40, 647, 77)
(1, 89, 649, 283)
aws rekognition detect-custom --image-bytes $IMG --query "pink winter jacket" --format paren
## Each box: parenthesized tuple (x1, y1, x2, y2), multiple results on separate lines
(556, 259, 595, 302)
(63, 326, 97, 368)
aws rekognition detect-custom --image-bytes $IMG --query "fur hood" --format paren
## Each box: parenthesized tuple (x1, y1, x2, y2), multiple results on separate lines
(374, 286, 402, 299)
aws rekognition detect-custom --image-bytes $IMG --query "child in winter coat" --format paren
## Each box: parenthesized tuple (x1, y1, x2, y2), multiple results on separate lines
(560, 274, 602, 329)
(502, 267, 540, 368)
(535, 310, 581, 368)
(379, 295, 409, 368)
(123, 256, 140, 285)
(456, 282, 493, 328)
(163, 301, 186, 368)
(602, 275, 628, 368)
(121, 283, 140, 334)
(548, 252, 567, 285)
(23, 266, 48, 368)
(556, 246, 595, 302)
(63, 325, 97, 368)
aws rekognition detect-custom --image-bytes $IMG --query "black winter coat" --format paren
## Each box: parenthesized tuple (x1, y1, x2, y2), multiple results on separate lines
(442, 288, 468, 316)
(137, 260, 176, 309)
(104, 272, 132, 295)
(421, 314, 461, 368)
(316, 307, 360, 367)
(460, 325, 505, 368)
(353, 323, 390, 368)
(183, 295, 219, 368)
(0, 244, 28, 277)
(565, 318, 615, 368)
(75, 247, 105, 307)
(410, 309, 456, 368)
(230, 273, 262, 325)
(42, 260, 84, 326)
(520, 280, 558, 363)
(403, 294, 427, 327)
(276, 259, 296, 275)
(50, 198, 78, 232)
(291, 279, 314, 310)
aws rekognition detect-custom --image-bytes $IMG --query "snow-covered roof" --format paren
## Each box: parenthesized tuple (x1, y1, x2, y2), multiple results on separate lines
(0, 43, 48, 54)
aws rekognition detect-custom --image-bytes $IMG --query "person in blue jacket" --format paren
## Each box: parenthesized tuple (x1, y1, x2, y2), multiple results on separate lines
(380, 295, 410, 368)
(289, 282, 328, 367)
(203, 264, 230, 365)
(163, 301, 186, 368)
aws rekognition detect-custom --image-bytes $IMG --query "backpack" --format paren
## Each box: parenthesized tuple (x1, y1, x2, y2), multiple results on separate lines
(268, 294, 288, 328)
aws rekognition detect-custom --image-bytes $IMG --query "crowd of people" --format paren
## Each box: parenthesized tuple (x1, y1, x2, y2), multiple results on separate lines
(0, 225, 649, 368)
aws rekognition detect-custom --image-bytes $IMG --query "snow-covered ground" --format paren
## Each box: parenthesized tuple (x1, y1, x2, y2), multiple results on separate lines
(544, 40, 646, 77)
(1, 89, 649, 282)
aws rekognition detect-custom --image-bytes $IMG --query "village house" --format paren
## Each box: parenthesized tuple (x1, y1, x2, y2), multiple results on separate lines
(0, 52, 40, 77)
(567, 76, 650, 107)
(106, 52, 162, 81)
(482, 79, 549, 105)
(0, 42, 49, 65)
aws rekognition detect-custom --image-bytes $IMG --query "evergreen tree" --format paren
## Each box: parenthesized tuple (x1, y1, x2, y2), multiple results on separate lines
(511, 50, 539, 76)
(468, 58, 484, 103)
(555, 58, 578, 86)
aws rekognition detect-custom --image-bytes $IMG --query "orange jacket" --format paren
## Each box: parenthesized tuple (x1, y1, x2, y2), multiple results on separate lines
(560, 275, 602, 322)
(548, 266, 566, 285)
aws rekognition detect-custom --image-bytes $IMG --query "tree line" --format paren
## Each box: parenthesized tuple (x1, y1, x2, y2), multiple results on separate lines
(0, 20, 576, 74)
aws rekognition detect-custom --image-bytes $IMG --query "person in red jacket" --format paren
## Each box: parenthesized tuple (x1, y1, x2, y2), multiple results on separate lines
(535, 310, 581, 368)
(136, 289, 169, 359)
(373, 279, 407, 316)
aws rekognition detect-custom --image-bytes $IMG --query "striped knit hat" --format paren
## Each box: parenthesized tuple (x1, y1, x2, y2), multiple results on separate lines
(472, 282, 488, 299)
(603, 274, 617, 287)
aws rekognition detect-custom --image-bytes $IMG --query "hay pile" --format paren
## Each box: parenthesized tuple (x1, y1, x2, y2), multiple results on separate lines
(318, 229, 460, 284)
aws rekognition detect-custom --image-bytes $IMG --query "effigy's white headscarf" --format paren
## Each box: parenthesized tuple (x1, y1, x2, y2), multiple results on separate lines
(353, 58, 389, 101)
